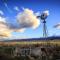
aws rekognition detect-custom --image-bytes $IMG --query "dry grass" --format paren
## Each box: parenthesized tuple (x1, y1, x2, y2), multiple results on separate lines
(0, 39, 60, 46)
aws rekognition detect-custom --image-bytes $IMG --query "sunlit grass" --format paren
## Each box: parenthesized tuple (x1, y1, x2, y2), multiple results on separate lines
(0, 39, 60, 46)
(16, 40, 60, 46)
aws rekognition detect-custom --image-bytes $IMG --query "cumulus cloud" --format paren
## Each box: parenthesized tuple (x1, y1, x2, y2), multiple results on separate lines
(7, 22, 25, 32)
(6, 8, 40, 33)
(0, 8, 40, 38)
(17, 8, 40, 29)
(0, 16, 24, 38)
(0, 31, 11, 37)
(0, 16, 12, 37)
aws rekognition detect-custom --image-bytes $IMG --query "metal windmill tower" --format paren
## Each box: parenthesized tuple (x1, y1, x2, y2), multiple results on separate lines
(37, 10, 49, 38)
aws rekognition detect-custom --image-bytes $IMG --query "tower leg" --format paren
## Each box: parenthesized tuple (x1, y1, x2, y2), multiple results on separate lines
(43, 20, 48, 38)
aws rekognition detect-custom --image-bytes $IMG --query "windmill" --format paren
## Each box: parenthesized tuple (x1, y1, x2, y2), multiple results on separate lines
(37, 10, 49, 38)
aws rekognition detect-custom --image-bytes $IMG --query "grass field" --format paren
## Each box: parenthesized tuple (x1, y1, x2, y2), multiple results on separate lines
(0, 39, 60, 46)
(0, 39, 60, 60)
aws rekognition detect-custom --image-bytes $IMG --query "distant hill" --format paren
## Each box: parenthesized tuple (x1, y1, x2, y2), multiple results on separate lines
(2, 36, 60, 42)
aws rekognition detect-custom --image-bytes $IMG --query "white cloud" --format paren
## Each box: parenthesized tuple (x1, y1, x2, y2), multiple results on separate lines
(14, 28, 25, 33)
(0, 16, 12, 37)
(0, 8, 41, 38)
(17, 8, 40, 29)
(0, 17, 6, 23)
(14, 6, 19, 11)
(54, 23, 60, 29)
(6, 8, 40, 33)
(0, 10, 4, 15)
(7, 22, 25, 32)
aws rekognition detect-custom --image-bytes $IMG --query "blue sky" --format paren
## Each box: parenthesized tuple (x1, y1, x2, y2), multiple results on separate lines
(0, 0, 60, 39)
